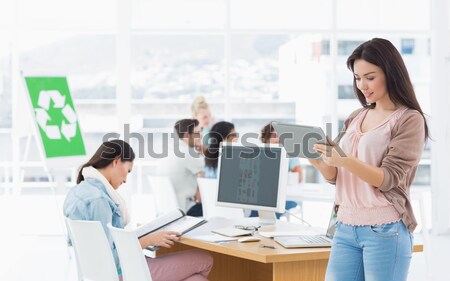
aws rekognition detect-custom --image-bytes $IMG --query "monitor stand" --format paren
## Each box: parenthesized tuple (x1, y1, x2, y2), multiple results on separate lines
(258, 211, 277, 225)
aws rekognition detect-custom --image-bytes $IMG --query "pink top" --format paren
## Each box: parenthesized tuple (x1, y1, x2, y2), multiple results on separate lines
(336, 106, 408, 226)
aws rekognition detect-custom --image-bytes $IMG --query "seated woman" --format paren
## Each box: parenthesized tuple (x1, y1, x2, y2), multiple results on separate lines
(250, 123, 303, 218)
(64, 139, 213, 281)
(204, 121, 238, 178)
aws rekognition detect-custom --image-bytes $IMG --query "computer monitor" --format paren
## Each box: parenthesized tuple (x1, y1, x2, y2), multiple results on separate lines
(216, 142, 289, 224)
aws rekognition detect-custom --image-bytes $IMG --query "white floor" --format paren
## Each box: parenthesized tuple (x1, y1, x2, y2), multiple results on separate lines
(0, 193, 446, 281)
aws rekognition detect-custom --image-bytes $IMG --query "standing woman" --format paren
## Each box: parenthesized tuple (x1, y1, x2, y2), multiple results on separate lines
(191, 96, 213, 150)
(309, 38, 428, 281)
(64, 139, 213, 281)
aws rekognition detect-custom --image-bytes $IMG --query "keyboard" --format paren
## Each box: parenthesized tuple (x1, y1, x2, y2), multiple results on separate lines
(274, 235, 332, 248)
(297, 235, 331, 244)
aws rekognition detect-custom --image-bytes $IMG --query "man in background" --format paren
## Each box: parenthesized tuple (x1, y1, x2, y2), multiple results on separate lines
(158, 119, 204, 216)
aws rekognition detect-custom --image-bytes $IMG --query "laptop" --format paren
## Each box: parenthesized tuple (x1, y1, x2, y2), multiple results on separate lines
(274, 205, 338, 248)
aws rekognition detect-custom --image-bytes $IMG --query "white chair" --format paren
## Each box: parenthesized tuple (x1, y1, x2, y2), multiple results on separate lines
(108, 224, 153, 281)
(66, 218, 119, 281)
(64, 219, 82, 281)
(147, 175, 179, 216)
(197, 178, 245, 219)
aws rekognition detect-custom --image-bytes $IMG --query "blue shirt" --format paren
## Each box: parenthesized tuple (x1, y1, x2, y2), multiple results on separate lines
(204, 166, 217, 179)
(63, 178, 124, 271)
(202, 127, 211, 147)
(288, 158, 300, 171)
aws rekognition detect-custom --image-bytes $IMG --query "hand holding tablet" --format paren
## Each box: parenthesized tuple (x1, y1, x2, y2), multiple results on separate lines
(271, 122, 330, 159)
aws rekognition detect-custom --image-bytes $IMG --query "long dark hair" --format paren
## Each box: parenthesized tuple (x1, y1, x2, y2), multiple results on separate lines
(260, 123, 275, 144)
(204, 121, 235, 169)
(346, 38, 429, 139)
(76, 139, 135, 184)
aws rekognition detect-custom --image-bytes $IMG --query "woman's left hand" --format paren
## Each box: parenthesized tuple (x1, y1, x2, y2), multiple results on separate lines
(313, 141, 347, 168)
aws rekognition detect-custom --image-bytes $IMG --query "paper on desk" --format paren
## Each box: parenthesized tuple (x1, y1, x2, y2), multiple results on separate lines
(259, 228, 323, 238)
(190, 234, 238, 243)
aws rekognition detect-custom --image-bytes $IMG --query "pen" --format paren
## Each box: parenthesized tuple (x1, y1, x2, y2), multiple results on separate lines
(260, 244, 276, 249)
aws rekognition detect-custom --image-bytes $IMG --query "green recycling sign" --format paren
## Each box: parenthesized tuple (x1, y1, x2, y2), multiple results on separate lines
(24, 77, 86, 158)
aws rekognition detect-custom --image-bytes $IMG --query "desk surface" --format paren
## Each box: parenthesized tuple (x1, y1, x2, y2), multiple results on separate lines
(163, 218, 423, 281)
(182, 217, 423, 263)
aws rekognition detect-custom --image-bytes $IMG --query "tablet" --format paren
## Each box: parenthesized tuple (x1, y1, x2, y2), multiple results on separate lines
(271, 122, 328, 159)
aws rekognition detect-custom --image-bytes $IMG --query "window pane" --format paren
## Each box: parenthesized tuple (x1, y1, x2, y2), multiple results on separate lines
(413, 164, 431, 186)
(0, 0, 13, 27)
(279, 34, 331, 126)
(338, 85, 355, 99)
(18, 0, 116, 30)
(231, 0, 332, 29)
(231, 34, 290, 101)
(401, 38, 415, 55)
(0, 134, 12, 163)
(132, 0, 225, 29)
(131, 34, 224, 101)
(337, 0, 430, 31)
(338, 40, 364, 56)
(19, 32, 116, 100)
(0, 33, 11, 128)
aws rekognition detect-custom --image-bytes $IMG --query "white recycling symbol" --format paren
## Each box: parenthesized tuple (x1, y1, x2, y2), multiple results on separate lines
(35, 90, 78, 141)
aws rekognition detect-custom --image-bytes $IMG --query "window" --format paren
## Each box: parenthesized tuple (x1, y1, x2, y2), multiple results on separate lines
(338, 85, 355, 99)
(0, 33, 11, 128)
(338, 40, 364, 56)
(230, 0, 332, 30)
(132, 0, 225, 29)
(0, 0, 13, 27)
(336, 0, 430, 31)
(18, 0, 116, 30)
(19, 32, 116, 100)
(131, 34, 224, 101)
(230, 34, 290, 101)
(401, 38, 415, 54)
(413, 164, 431, 186)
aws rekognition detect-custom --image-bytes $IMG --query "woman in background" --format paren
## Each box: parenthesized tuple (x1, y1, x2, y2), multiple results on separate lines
(64, 139, 213, 281)
(191, 96, 213, 150)
(204, 121, 238, 179)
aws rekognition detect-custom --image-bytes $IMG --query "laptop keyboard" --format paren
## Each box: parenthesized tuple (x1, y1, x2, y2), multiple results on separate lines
(298, 235, 330, 244)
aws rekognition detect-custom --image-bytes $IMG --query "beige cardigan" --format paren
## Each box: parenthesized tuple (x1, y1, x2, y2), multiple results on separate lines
(330, 108, 426, 232)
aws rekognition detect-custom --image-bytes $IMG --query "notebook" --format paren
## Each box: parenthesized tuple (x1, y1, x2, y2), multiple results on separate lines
(274, 205, 338, 248)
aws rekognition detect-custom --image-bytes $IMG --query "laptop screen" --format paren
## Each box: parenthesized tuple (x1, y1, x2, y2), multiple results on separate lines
(325, 204, 338, 239)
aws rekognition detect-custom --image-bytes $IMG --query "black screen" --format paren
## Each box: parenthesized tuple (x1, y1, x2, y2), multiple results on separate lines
(217, 145, 281, 208)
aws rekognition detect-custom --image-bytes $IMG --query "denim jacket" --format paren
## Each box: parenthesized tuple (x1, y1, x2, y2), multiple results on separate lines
(63, 178, 124, 271)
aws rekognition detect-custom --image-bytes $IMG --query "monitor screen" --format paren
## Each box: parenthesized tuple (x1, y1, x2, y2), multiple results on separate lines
(216, 143, 288, 215)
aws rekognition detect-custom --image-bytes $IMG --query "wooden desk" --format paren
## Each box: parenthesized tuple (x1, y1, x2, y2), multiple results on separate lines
(158, 218, 423, 281)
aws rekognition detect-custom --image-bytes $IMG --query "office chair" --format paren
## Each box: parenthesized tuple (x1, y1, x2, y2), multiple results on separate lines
(66, 218, 119, 281)
(108, 224, 153, 281)
(197, 178, 245, 219)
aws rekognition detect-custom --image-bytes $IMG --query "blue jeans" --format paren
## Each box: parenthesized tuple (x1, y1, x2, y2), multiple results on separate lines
(326, 221, 413, 281)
